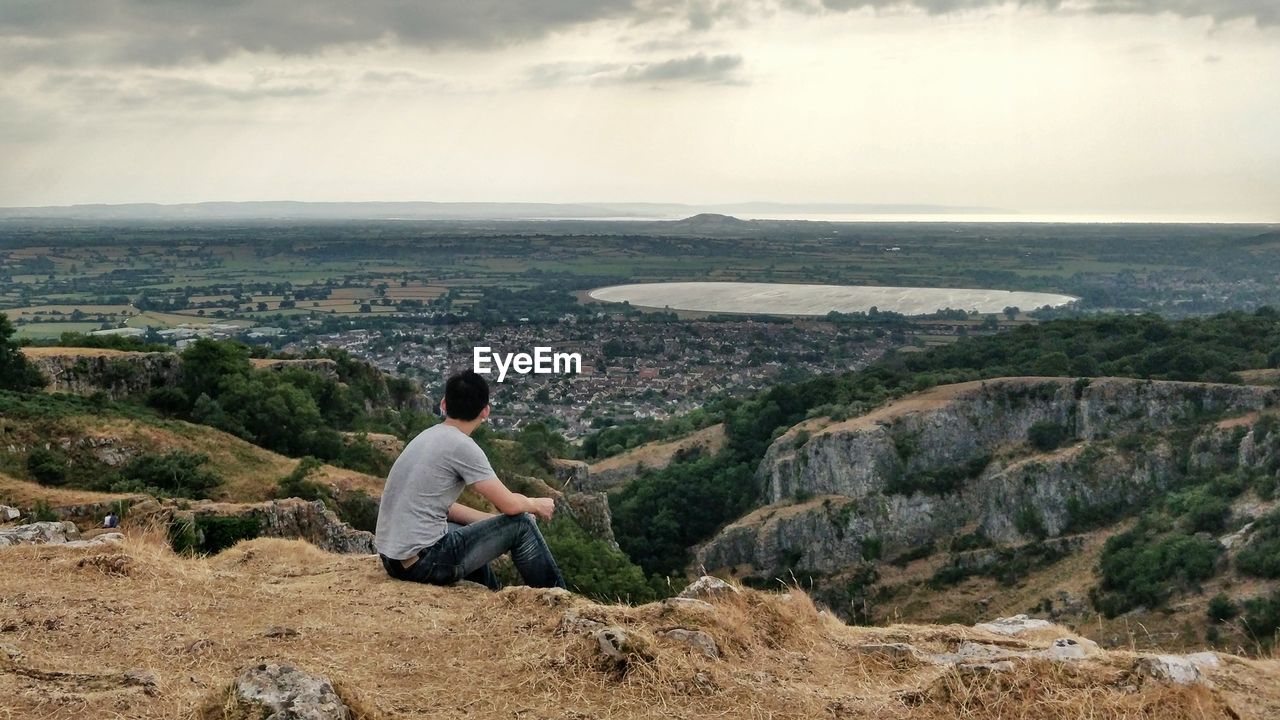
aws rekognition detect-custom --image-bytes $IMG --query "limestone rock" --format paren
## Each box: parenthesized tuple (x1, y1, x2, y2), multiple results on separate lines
(974, 614, 1054, 637)
(662, 597, 715, 612)
(1135, 653, 1218, 686)
(678, 576, 739, 600)
(1039, 637, 1096, 661)
(0, 505, 20, 522)
(695, 377, 1280, 605)
(658, 628, 719, 659)
(1219, 522, 1254, 550)
(558, 610, 605, 636)
(24, 350, 181, 399)
(64, 532, 125, 548)
(178, 499, 374, 555)
(229, 663, 352, 719)
(563, 491, 618, 548)
(550, 458, 589, 490)
(594, 627, 653, 665)
(0, 521, 81, 547)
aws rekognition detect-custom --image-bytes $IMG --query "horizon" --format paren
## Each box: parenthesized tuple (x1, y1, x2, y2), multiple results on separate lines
(3, 3, 1279, 220)
(0, 199, 1276, 225)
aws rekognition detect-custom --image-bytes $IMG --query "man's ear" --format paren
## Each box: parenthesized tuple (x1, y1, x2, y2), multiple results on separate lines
(481, 405, 491, 421)
(439, 399, 447, 417)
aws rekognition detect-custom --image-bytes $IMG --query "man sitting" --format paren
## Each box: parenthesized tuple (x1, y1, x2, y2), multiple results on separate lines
(375, 370, 565, 589)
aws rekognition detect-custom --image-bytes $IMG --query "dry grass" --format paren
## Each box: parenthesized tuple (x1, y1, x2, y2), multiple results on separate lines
(589, 424, 725, 480)
(0, 471, 131, 507)
(19, 346, 143, 359)
(23, 415, 380, 502)
(1, 530, 1276, 720)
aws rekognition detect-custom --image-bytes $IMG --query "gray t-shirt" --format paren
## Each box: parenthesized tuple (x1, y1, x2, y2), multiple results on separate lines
(374, 423, 496, 560)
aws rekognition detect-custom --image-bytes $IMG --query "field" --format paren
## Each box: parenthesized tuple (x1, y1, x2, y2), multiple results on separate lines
(2, 220, 1277, 338)
(588, 281, 1077, 317)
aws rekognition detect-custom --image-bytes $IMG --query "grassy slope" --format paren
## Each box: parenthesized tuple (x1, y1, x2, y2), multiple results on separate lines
(0, 411, 382, 508)
(1, 533, 1277, 719)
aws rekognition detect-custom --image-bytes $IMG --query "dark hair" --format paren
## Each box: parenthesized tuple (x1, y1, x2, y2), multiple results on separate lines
(444, 370, 489, 421)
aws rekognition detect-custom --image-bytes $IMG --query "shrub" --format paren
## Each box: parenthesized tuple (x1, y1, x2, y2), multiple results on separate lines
(1236, 511, 1280, 579)
(195, 515, 261, 554)
(116, 451, 222, 499)
(1242, 590, 1280, 649)
(1028, 421, 1069, 452)
(1015, 506, 1048, 539)
(26, 447, 68, 486)
(335, 489, 379, 533)
(1091, 528, 1222, 617)
(541, 516, 656, 603)
(889, 541, 934, 567)
(31, 499, 59, 522)
(1207, 593, 1239, 623)
(275, 457, 332, 503)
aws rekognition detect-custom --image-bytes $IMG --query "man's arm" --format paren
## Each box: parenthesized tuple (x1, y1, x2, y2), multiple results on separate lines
(471, 478, 555, 520)
(446, 502, 495, 525)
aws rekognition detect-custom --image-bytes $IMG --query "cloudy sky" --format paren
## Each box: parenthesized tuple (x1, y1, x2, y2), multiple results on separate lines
(2, 1, 1278, 220)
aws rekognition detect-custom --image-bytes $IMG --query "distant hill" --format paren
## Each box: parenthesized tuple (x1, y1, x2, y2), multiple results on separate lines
(0, 200, 1002, 221)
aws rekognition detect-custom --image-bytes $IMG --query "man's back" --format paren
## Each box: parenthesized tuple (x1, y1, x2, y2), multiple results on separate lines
(374, 423, 496, 560)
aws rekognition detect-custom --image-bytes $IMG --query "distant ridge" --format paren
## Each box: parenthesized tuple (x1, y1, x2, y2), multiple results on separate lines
(0, 200, 1002, 222)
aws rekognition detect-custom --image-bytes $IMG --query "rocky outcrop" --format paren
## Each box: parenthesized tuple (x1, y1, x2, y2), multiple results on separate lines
(24, 350, 181, 398)
(0, 521, 123, 548)
(221, 663, 353, 719)
(178, 498, 375, 554)
(250, 357, 340, 381)
(697, 377, 1279, 580)
(564, 491, 618, 549)
(550, 458, 589, 490)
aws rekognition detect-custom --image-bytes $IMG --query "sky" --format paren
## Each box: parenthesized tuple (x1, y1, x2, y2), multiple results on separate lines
(1, 1, 1278, 221)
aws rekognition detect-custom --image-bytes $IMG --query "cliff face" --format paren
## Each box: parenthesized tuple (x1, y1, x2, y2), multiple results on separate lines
(24, 350, 182, 398)
(21, 348, 422, 414)
(697, 377, 1279, 582)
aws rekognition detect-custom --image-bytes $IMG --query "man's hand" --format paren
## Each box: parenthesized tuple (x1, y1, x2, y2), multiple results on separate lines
(529, 497, 555, 521)
(473, 478, 556, 521)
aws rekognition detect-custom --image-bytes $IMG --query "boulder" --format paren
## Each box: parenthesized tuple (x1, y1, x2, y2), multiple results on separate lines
(678, 576, 739, 600)
(0, 505, 20, 522)
(558, 610, 605, 636)
(658, 628, 719, 659)
(661, 597, 715, 612)
(228, 663, 352, 719)
(1135, 653, 1218, 686)
(973, 614, 1054, 637)
(0, 521, 81, 547)
(594, 627, 653, 665)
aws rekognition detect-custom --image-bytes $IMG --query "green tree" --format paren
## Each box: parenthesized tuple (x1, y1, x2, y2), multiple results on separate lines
(0, 315, 46, 391)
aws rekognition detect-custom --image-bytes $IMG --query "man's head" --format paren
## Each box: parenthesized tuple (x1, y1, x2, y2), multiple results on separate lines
(442, 370, 490, 422)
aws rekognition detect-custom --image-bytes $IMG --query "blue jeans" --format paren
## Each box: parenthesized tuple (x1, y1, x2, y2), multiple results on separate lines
(380, 513, 566, 590)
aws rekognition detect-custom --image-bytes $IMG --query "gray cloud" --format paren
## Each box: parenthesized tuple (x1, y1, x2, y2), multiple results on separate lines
(619, 53, 745, 83)
(0, 0, 642, 67)
(811, 0, 1278, 26)
(528, 53, 745, 86)
(38, 71, 334, 109)
(0, 0, 1275, 73)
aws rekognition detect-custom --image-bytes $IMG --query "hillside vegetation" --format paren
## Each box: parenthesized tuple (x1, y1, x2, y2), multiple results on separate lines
(599, 309, 1280, 579)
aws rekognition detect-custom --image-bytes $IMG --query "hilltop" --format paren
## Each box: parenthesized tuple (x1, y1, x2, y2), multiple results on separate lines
(2, 532, 1278, 719)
